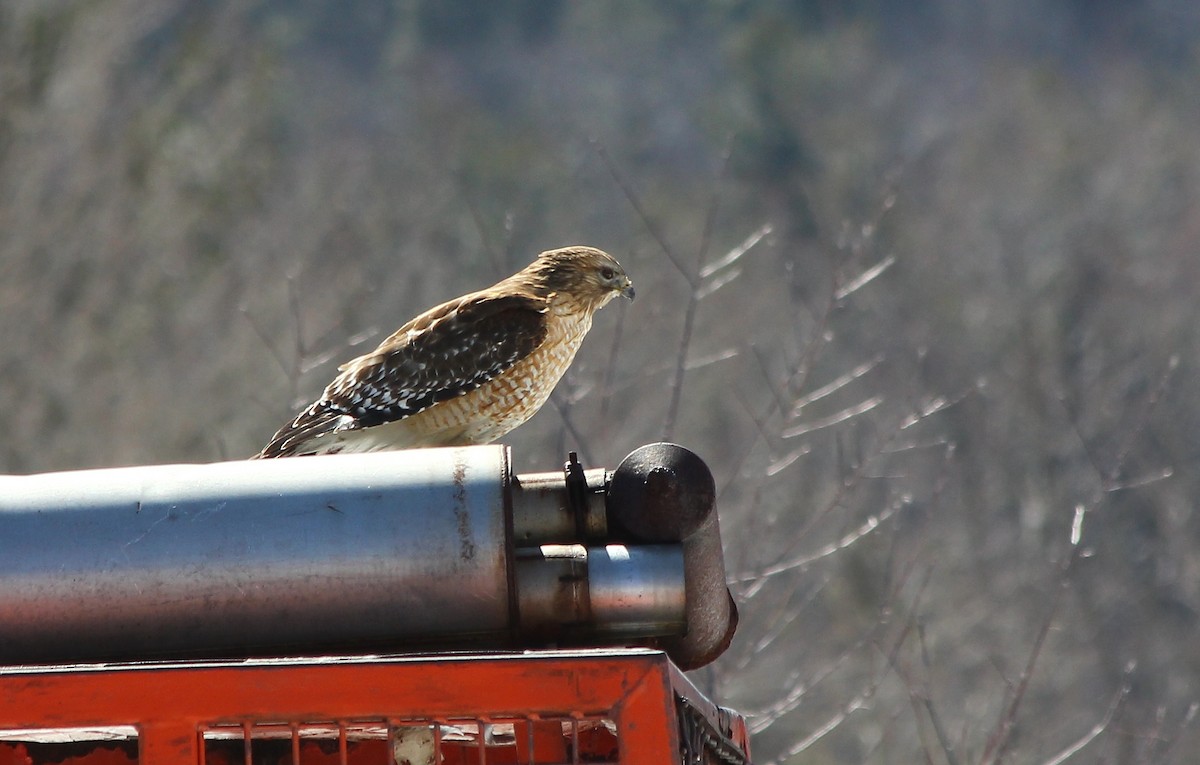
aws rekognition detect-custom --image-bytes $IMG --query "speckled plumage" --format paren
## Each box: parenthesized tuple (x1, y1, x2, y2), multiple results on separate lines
(254, 246, 633, 458)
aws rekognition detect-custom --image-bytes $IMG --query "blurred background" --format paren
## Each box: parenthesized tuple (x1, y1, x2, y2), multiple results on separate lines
(2, 1, 1199, 762)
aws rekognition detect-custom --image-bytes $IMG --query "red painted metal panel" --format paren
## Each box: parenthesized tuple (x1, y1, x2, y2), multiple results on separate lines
(0, 650, 747, 765)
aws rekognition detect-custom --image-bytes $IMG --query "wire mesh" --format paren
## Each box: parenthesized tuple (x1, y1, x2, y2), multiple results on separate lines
(675, 697, 751, 765)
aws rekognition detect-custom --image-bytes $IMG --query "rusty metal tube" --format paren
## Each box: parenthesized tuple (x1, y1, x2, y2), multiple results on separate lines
(606, 443, 739, 669)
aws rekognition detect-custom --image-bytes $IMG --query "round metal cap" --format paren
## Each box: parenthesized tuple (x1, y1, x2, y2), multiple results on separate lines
(607, 442, 716, 542)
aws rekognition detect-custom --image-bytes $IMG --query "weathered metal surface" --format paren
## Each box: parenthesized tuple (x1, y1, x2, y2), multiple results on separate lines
(0, 650, 724, 765)
(607, 443, 739, 669)
(515, 544, 686, 638)
(0, 442, 736, 669)
(607, 442, 716, 542)
(0, 447, 511, 662)
(588, 544, 687, 636)
(515, 543, 590, 637)
(509, 467, 607, 545)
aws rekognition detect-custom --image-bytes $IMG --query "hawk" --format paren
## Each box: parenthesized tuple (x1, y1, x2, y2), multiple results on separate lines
(254, 246, 634, 458)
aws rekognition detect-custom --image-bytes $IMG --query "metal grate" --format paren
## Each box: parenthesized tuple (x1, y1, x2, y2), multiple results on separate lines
(0, 649, 743, 765)
(676, 698, 751, 765)
(199, 717, 619, 765)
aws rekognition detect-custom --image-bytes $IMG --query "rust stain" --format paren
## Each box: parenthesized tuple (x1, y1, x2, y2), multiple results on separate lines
(452, 455, 475, 561)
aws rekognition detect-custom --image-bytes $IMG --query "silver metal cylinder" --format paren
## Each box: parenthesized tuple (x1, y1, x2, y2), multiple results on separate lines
(514, 544, 590, 637)
(514, 544, 686, 638)
(0, 442, 735, 668)
(0, 447, 512, 662)
(588, 543, 687, 636)
(509, 468, 607, 545)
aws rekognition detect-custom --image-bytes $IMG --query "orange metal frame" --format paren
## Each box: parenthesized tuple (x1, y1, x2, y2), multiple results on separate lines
(0, 649, 742, 765)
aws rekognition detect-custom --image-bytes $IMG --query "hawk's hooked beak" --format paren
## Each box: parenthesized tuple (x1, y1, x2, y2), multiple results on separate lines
(619, 279, 635, 301)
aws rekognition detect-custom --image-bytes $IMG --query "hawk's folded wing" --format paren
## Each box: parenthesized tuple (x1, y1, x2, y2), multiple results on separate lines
(256, 292, 547, 458)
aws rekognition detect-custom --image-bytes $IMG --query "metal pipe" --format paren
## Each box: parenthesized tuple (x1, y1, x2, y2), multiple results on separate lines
(509, 467, 607, 545)
(515, 543, 686, 639)
(607, 443, 739, 669)
(588, 543, 687, 636)
(0, 442, 735, 668)
(0, 448, 513, 662)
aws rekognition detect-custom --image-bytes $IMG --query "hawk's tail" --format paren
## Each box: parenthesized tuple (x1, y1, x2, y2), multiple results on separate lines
(253, 402, 354, 459)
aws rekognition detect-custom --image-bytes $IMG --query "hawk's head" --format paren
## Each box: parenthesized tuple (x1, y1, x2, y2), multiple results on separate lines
(529, 246, 635, 309)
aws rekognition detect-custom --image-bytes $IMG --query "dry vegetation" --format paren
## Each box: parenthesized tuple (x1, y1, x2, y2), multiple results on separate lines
(3, 1, 1200, 762)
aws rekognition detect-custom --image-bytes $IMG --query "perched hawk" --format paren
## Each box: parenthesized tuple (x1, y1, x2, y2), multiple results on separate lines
(254, 246, 634, 458)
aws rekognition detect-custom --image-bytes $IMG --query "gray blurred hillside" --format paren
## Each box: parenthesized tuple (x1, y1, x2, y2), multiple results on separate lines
(2, 1, 1200, 762)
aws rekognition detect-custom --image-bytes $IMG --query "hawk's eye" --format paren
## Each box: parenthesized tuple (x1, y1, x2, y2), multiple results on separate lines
(600, 266, 616, 280)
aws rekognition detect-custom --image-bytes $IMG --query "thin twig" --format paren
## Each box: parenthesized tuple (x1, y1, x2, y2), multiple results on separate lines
(663, 143, 736, 440)
(979, 548, 1077, 765)
(1109, 354, 1178, 486)
(917, 623, 961, 765)
(694, 135, 734, 275)
(663, 293, 699, 442)
(781, 396, 884, 438)
(835, 253, 896, 301)
(745, 396, 964, 592)
(1161, 702, 1199, 765)
(461, 190, 506, 278)
(591, 139, 691, 282)
(763, 593, 917, 764)
(701, 223, 772, 279)
(747, 619, 884, 734)
(596, 298, 628, 440)
(1040, 683, 1128, 765)
(791, 354, 884, 415)
(713, 272, 839, 505)
(730, 576, 830, 672)
(750, 342, 791, 419)
(286, 273, 305, 374)
(240, 307, 290, 381)
(744, 555, 927, 731)
(734, 493, 909, 588)
(762, 689, 871, 765)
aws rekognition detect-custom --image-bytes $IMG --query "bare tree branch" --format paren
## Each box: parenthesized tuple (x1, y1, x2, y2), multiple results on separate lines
(1040, 683, 1128, 765)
